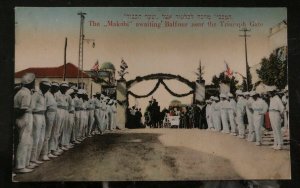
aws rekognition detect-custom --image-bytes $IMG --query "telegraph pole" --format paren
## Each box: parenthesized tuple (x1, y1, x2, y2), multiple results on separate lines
(239, 28, 251, 91)
(77, 11, 86, 89)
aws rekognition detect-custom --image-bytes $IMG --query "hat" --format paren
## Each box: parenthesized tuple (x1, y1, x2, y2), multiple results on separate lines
(77, 89, 84, 95)
(236, 90, 242, 95)
(40, 78, 51, 86)
(210, 96, 214, 100)
(243, 91, 250, 96)
(21, 73, 35, 84)
(267, 86, 277, 92)
(228, 93, 233, 97)
(250, 91, 257, 97)
(66, 89, 74, 95)
(71, 85, 78, 91)
(51, 81, 59, 87)
(220, 93, 226, 99)
(60, 81, 69, 87)
(96, 92, 101, 95)
(214, 96, 219, 101)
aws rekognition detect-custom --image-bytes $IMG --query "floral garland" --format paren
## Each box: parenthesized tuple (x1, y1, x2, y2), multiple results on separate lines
(128, 79, 194, 98)
(127, 79, 161, 98)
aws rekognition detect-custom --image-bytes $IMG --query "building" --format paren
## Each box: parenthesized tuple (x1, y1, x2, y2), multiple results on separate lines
(250, 19, 287, 85)
(15, 63, 102, 96)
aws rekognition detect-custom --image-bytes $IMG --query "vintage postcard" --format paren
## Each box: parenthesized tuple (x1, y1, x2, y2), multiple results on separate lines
(14, 7, 289, 181)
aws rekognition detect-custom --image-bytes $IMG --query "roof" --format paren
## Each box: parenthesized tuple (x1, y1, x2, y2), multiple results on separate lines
(100, 62, 115, 71)
(15, 63, 90, 78)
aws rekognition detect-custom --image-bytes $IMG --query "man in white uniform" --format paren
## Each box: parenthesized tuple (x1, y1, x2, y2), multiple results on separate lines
(61, 88, 75, 149)
(30, 78, 51, 165)
(228, 93, 237, 136)
(99, 94, 107, 133)
(94, 92, 102, 134)
(41, 81, 59, 160)
(220, 93, 230, 133)
(14, 73, 35, 173)
(74, 89, 84, 143)
(282, 88, 289, 136)
(50, 82, 69, 156)
(268, 88, 285, 150)
(87, 95, 96, 137)
(212, 96, 222, 132)
(251, 92, 268, 146)
(205, 99, 213, 130)
(245, 91, 255, 142)
(236, 90, 247, 139)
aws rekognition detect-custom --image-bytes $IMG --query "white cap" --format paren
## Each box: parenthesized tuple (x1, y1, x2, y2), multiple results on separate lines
(214, 96, 219, 101)
(228, 93, 233, 97)
(77, 89, 84, 95)
(40, 78, 51, 86)
(236, 90, 242, 95)
(60, 81, 69, 87)
(250, 91, 257, 97)
(71, 85, 78, 91)
(51, 81, 59, 87)
(66, 89, 74, 95)
(243, 91, 250, 96)
(220, 93, 226, 98)
(21, 73, 35, 84)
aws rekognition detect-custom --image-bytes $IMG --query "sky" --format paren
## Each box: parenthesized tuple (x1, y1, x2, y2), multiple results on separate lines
(15, 7, 287, 110)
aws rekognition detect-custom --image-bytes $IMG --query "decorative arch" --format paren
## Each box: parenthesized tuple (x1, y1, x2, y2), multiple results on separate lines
(126, 73, 195, 98)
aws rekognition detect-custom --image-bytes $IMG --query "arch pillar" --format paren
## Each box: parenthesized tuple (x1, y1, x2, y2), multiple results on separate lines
(116, 79, 128, 129)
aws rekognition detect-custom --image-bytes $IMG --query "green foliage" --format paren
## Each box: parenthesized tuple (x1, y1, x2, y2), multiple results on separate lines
(246, 63, 253, 91)
(211, 72, 239, 93)
(256, 53, 287, 89)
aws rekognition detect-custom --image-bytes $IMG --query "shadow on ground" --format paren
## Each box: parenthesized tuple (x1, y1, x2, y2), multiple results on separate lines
(15, 131, 240, 182)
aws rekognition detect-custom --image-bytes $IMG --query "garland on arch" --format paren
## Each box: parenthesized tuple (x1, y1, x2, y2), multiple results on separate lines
(127, 79, 161, 98)
(128, 79, 194, 98)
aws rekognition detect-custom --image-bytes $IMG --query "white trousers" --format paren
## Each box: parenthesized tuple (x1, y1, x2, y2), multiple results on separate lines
(212, 111, 221, 131)
(88, 110, 95, 134)
(75, 111, 81, 139)
(228, 110, 237, 133)
(236, 111, 245, 136)
(50, 108, 66, 151)
(253, 113, 264, 143)
(62, 112, 74, 146)
(15, 113, 33, 169)
(94, 109, 101, 132)
(30, 114, 46, 162)
(206, 115, 213, 129)
(269, 111, 283, 147)
(220, 110, 230, 133)
(100, 110, 108, 132)
(41, 111, 56, 156)
(246, 110, 255, 141)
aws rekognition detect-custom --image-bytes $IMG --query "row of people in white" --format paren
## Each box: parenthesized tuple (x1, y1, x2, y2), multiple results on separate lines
(14, 73, 118, 174)
(206, 89, 288, 150)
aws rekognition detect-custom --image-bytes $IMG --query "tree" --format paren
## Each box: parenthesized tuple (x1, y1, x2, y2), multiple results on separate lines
(195, 60, 205, 84)
(256, 53, 287, 89)
(211, 72, 239, 93)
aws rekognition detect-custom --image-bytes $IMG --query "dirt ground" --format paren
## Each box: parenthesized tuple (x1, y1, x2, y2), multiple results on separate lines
(15, 128, 290, 182)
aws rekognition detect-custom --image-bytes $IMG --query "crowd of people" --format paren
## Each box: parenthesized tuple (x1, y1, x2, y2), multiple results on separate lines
(157, 88, 289, 150)
(13, 73, 118, 175)
(204, 89, 289, 150)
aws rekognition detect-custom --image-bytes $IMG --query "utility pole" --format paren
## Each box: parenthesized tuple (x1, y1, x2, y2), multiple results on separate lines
(63, 38, 67, 81)
(77, 11, 86, 89)
(239, 28, 251, 91)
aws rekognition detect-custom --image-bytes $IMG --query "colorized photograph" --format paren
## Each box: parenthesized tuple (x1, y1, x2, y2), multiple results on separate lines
(13, 7, 289, 181)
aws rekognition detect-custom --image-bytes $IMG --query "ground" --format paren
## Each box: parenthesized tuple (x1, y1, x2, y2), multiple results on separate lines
(15, 128, 291, 182)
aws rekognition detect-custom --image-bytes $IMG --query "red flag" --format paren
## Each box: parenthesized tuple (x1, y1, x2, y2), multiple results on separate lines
(224, 61, 233, 78)
(91, 60, 99, 71)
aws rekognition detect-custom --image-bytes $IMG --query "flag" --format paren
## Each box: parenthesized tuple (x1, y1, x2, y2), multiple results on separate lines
(224, 61, 233, 78)
(120, 58, 128, 70)
(91, 60, 99, 71)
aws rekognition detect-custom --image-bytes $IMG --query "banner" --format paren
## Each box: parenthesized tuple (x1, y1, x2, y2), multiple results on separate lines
(195, 82, 205, 102)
